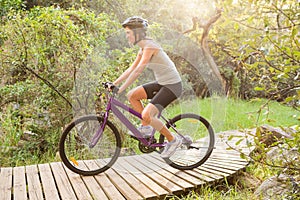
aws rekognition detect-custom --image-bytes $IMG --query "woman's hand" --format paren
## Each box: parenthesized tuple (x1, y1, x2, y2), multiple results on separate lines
(103, 82, 119, 94)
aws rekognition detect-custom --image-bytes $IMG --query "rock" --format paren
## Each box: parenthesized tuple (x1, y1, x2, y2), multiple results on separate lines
(258, 124, 294, 147)
(266, 147, 299, 168)
(254, 173, 299, 200)
(17, 131, 38, 148)
(253, 125, 300, 199)
(228, 171, 261, 190)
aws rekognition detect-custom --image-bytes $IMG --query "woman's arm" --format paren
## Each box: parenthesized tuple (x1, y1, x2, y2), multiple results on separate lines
(118, 47, 156, 93)
(113, 51, 142, 86)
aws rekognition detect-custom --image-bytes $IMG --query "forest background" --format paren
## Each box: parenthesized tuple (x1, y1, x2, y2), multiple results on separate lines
(0, 0, 299, 198)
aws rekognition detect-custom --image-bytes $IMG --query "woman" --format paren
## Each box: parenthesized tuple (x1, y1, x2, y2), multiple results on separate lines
(112, 16, 182, 158)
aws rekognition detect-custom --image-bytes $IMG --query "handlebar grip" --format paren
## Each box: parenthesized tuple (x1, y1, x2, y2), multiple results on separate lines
(102, 82, 119, 94)
(112, 86, 119, 94)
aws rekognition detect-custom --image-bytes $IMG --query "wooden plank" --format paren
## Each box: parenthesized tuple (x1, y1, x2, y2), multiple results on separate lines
(203, 160, 246, 174)
(94, 173, 126, 200)
(211, 154, 247, 159)
(0, 167, 13, 200)
(125, 156, 182, 194)
(3, 130, 255, 200)
(210, 156, 248, 162)
(204, 162, 241, 174)
(13, 166, 27, 200)
(206, 160, 247, 170)
(199, 165, 231, 177)
(194, 166, 224, 180)
(152, 149, 208, 169)
(209, 158, 249, 167)
(113, 159, 160, 199)
(63, 163, 94, 200)
(186, 168, 215, 183)
(210, 156, 250, 163)
(104, 166, 143, 200)
(145, 154, 205, 187)
(129, 155, 194, 192)
(84, 160, 125, 200)
(26, 165, 43, 200)
(210, 156, 247, 162)
(118, 157, 168, 198)
(50, 162, 77, 200)
(38, 164, 60, 200)
(78, 161, 109, 200)
(211, 149, 243, 156)
(212, 149, 244, 154)
(81, 176, 109, 200)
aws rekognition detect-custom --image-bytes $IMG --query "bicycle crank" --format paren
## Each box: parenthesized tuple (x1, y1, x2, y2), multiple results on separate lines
(138, 138, 157, 153)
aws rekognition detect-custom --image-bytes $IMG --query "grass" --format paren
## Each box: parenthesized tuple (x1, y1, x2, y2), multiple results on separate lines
(165, 97, 298, 132)
(167, 185, 258, 200)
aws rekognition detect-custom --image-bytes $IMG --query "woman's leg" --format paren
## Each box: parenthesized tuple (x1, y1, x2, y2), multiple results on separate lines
(142, 103, 174, 142)
(127, 86, 148, 125)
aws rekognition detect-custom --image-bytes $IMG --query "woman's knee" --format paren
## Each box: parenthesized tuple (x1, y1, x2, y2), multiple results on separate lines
(142, 108, 164, 130)
(126, 90, 134, 101)
(127, 86, 146, 101)
(141, 110, 151, 125)
(142, 104, 159, 125)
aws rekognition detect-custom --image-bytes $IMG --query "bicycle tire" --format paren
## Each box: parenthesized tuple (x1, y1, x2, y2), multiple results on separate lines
(59, 115, 121, 175)
(159, 113, 215, 170)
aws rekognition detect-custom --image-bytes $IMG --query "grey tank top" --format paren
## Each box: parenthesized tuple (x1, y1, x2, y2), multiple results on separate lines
(146, 49, 181, 85)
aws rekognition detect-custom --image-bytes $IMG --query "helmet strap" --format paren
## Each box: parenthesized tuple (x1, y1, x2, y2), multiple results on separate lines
(133, 29, 146, 45)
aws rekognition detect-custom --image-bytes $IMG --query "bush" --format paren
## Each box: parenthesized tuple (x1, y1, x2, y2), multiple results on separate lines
(0, 7, 121, 166)
(0, 0, 24, 17)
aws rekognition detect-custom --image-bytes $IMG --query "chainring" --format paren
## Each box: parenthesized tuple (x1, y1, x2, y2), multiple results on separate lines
(138, 138, 157, 153)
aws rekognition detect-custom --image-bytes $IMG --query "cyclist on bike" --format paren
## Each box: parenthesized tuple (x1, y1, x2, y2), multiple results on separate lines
(111, 16, 183, 158)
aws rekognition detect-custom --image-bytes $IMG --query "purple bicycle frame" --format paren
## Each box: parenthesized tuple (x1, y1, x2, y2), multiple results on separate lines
(89, 95, 166, 148)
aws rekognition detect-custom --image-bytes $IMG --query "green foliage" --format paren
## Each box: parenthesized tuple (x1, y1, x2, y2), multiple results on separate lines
(85, 0, 300, 106)
(0, 105, 22, 146)
(214, 0, 299, 105)
(224, 98, 299, 199)
(103, 47, 137, 81)
(0, 6, 120, 166)
(168, 184, 256, 200)
(0, 4, 299, 198)
(0, 0, 24, 17)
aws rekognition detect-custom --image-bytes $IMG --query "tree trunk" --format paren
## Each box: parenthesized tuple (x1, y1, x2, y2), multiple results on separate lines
(184, 9, 225, 92)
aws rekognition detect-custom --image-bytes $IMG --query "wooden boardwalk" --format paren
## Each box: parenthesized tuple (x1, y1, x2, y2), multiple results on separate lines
(0, 130, 254, 200)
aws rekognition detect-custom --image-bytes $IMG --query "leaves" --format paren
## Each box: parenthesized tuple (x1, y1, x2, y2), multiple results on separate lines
(213, 0, 300, 105)
(254, 87, 265, 91)
(0, 6, 119, 166)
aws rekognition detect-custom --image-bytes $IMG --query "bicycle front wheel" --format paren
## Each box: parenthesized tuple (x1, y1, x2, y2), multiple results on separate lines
(159, 113, 215, 170)
(59, 115, 121, 176)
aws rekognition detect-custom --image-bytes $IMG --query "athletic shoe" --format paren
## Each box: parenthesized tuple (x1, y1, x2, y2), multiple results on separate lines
(128, 125, 153, 138)
(160, 134, 182, 158)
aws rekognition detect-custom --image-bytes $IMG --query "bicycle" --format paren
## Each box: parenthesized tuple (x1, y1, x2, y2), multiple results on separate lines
(59, 82, 215, 176)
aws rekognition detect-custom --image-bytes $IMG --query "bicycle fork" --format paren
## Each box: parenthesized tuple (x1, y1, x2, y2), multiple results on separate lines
(89, 112, 109, 148)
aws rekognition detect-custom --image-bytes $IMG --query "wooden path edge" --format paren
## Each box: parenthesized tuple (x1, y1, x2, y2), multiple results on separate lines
(0, 130, 255, 200)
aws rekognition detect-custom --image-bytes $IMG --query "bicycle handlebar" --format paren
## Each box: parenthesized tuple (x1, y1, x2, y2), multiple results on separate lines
(102, 82, 119, 95)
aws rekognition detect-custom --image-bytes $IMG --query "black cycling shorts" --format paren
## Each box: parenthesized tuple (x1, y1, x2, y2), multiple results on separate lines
(142, 81, 182, 112)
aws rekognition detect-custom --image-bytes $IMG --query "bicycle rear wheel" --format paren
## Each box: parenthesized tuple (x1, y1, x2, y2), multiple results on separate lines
(59, 115, 121, 175)
(159, 113, 215, 170)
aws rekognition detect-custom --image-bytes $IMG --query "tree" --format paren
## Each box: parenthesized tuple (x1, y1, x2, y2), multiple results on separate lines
(183, 8, 224, 91)
(213, 0, 299, 105)
(0, 7, 118, 165)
